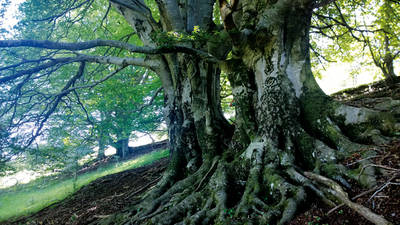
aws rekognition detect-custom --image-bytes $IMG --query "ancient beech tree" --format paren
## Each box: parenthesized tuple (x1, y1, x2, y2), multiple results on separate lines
(0, 0, 398, 224)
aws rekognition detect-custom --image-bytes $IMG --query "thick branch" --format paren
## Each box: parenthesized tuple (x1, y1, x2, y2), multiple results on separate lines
(0, 39, 219, 62)
(80, 54, 158, 68)
(0, 55, 156, 84)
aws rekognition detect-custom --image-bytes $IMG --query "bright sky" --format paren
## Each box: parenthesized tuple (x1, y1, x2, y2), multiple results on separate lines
(0, 0, 25, 36)
(317, 63, 382, 94)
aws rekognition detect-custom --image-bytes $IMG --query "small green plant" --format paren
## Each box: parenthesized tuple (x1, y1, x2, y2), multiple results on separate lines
(69, 213, 77, 222)
(224, 208, 235, 218)
(307, 215, 323, 225)
(151, 27, 222, 48)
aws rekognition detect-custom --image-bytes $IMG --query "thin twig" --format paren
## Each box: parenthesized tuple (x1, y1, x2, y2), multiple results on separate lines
(346, 156, 379, 166)
(369, 182, 400, 201)
(358, 164, 399, 181)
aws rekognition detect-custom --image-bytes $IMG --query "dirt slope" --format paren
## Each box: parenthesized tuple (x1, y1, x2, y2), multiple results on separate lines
(3, 159, 168, 225)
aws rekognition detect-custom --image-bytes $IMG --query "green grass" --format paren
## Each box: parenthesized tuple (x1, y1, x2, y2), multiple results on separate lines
(0, 149, 169, 223)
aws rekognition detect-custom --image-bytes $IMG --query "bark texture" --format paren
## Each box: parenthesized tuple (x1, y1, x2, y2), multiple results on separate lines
(96, 0, 399, 224)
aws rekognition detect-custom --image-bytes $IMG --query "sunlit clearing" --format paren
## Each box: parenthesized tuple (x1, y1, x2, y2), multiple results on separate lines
(105, 146, 116, 156)
(130, 130, 168, 147)
(316, 62, 384, 94)
(0, 149, 169, 222)
(0, 170, 46, 189)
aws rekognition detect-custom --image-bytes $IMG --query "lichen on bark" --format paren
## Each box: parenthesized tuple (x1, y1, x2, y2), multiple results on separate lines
(93, 1, 398, 224)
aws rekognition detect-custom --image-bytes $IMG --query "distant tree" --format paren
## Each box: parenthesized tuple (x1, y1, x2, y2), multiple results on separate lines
(312, 0, 400, 83)
(88, 68, 164, 158)
(0, 0, 165, 161)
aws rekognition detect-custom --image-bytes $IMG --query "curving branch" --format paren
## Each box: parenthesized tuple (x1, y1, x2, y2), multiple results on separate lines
(0, 39, 219, 62)
(31, 0, 94, 23)
(0, 57, 80, 84)
(0, 54, 158, 84)
(55, 66, 128, 96)
(27, 62, 87, 146)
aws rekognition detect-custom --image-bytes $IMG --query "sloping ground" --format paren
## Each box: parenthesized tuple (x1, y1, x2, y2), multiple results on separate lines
(1, 80, 399, 225)
(2, 159, 168, 225)
(77, 140, 169, 175)
(331, 81, 400, 115)
(331, 80, 400, 102)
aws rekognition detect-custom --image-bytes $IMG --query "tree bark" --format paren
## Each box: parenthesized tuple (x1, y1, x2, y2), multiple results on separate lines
(99, 0, 399, 224)
(97, 137, 106, 160)
(116, 138, 129, 159)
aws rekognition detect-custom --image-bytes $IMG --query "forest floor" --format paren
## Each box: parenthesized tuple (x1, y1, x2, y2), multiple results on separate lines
(2, 80, 400, 225)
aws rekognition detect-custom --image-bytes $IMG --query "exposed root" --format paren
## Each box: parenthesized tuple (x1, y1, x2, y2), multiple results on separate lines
(149, 192, 203, 224)
(89, 107, 398, 225)
(331, 104, 400, 145)
(128, 158, 218, 224)
(305, 172, 393, 225)
(195, 157, 219, 192)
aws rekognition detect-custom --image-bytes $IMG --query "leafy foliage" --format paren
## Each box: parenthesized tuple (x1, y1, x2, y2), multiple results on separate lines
(0, 0, 165, 172)
(311, 0, 400, 81)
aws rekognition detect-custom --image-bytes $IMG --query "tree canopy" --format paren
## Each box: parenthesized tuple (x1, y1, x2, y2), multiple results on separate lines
(0, 0, 168, 174)
(311, 0, 400, 82)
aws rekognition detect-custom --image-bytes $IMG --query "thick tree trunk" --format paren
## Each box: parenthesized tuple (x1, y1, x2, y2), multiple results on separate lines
(382, 54, 399, 85)
(97, 137, 106, 160)
(116, 138, 129, 158)
(100, 1, 398, 224)
(381, 19, 399, 84)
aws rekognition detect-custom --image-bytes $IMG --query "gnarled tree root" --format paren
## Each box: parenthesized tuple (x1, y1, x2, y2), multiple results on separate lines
(91, 104, 399, 225)
(305, 172, 393, 225)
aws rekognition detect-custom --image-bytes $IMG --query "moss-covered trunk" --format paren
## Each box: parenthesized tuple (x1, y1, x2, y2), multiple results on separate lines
(99, 1, 399, 224)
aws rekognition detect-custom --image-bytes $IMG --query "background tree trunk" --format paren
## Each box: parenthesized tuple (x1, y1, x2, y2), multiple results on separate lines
(97, 136, 106, 160)
(116, 138, 129, 159)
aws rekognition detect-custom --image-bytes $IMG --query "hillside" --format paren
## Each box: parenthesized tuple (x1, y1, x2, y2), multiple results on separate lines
(1, 159, 168, 225)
